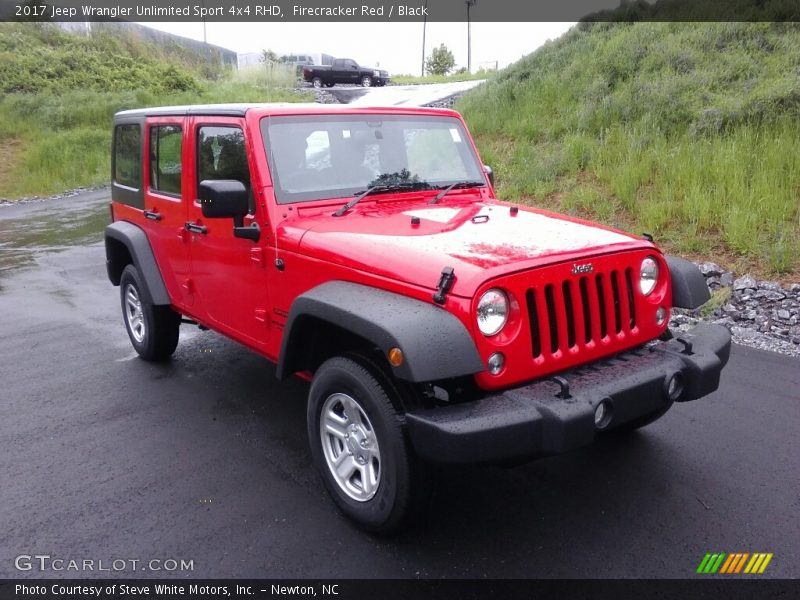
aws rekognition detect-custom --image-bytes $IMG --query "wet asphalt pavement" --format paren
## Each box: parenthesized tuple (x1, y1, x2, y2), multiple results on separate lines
(0, 190, 798, 579)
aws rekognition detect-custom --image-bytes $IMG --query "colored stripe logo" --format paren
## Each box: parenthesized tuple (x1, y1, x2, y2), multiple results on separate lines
(697, 552, 773, 574)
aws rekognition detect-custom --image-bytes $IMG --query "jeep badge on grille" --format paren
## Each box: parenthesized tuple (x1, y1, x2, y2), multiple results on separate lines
(571, 263, 594, 275)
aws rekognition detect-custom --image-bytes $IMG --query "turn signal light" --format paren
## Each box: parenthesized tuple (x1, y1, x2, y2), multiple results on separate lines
(388, 347, 404, 367)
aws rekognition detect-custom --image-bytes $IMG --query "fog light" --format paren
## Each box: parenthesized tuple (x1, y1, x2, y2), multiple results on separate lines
(655, 306, 667, 326)
(487, 352, 505, 375)
(594, 400, 613, 429)
(665, 372, 685, 401)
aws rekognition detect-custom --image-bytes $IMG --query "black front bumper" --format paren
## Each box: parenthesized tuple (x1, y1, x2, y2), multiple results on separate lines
(406, 324, 731, 465)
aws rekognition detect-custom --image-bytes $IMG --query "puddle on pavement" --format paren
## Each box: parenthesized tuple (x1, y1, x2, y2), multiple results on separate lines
(0, 203, 109, 276)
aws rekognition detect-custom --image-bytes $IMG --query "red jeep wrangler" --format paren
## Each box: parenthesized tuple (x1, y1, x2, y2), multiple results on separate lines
(106, 104, 731, 533)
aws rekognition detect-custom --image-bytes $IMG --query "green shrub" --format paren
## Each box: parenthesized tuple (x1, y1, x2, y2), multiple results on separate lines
(0, 23, 311, 199)
(458, 22, 800, 274)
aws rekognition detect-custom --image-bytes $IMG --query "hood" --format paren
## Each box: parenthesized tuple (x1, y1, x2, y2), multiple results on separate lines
(289, 200, 647, 297)
(364, 66, 388, 75)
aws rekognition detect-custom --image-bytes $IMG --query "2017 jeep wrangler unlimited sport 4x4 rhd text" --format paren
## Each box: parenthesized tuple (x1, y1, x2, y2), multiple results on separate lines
(106, 103, 731, 533)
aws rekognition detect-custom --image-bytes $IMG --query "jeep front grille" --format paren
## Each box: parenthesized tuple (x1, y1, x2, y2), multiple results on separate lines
(526, 268, 638, 359)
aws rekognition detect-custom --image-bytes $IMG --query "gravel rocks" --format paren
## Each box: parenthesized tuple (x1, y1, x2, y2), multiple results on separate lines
(424, 93, 465, 109)
(311, 89, 340, 104)
(0, 184, 109, 207)
(733, 274, 757, 291)
(672, 265, 800, 357)
(698, 262, 723, 277)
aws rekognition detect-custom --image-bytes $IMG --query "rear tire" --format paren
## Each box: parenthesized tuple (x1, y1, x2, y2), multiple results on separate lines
(311, 77, 323, 88)
(119, 264, 180, 362)
(307, 356, 429, 534)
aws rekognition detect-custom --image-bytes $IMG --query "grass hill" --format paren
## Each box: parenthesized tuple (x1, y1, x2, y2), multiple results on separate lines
(458, 22, 800, 275)
(0, 23, 307, 199)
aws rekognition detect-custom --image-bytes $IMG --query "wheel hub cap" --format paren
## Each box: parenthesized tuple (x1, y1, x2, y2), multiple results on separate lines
(320, 393, 381, 502)
(124, 284, 146, 343)
(345, 423, 372, 464)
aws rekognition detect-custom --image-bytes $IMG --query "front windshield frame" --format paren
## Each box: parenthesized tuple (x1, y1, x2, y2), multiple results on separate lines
(261, 113, 486, 205)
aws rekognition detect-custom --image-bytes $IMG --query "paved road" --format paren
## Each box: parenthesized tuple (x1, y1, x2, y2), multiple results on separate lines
(1, 191, 798, 579)
(327, 80, 484, 106)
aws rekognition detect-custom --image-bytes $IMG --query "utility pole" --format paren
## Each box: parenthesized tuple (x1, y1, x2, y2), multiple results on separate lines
(201, 0, 207, 44)
(465, 0, 476, 73)
(421, 0, 428, 77)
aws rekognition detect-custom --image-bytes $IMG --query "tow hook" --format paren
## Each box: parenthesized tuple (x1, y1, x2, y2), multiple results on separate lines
(675, 337, 694, 355)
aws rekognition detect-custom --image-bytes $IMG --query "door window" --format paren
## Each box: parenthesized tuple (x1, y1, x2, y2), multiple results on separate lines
(197, 126, 253, 212)
(114, 124, 141, 190)
(149, 125, 182, 196)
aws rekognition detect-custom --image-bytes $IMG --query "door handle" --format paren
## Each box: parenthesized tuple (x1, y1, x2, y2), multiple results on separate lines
(143, 210, 162, 221)
(185, 222, 208, 235)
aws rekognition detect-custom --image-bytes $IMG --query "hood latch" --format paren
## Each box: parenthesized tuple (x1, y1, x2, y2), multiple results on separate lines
(433, 267, 455, 305)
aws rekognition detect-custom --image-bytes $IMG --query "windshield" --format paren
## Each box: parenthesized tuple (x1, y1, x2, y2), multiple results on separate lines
(261, 114, 486, 204)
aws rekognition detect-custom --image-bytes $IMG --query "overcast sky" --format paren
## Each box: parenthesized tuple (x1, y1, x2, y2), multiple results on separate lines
(140, 21, 575, 74)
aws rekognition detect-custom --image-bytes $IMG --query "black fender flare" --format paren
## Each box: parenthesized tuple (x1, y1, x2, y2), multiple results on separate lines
(665, 255, 710, 309)
(276, 281, 484, 383)
(104, 221, 170, 306)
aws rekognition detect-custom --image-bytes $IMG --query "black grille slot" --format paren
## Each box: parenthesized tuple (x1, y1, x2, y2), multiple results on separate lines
(595, 274, 608, 338)
(625, 267, 637, 328)
(544, 284, 559, 354)
(562, 281, 576, 348)
(526, 289, 542, 358)
(579, 276, 592, 343)
(611, 270, 622, 334)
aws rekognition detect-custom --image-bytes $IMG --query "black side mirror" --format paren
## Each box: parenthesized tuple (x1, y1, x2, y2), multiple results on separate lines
(199, 180, 248, 226)
(199, 180, 260, 242)
(483, 165, 494, 187)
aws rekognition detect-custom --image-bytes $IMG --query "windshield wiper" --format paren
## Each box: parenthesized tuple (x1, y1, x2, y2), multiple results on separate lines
(333, 182, 432, 216)
(429, 180, 486, 204)
(333, 186, 382, 217)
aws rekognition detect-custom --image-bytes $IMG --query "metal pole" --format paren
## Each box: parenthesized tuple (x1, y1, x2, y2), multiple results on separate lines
(465, 0, 476, 74)
(421, 0, 428, 77)
(201, 0, 207, 44)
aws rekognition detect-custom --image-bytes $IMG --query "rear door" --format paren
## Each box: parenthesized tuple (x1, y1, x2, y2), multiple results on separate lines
(184, 117, 271, 345)
(142, 117, 193, 309)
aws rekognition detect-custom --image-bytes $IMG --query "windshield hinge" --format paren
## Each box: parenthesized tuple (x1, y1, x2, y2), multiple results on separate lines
(432, 267, 455, 305)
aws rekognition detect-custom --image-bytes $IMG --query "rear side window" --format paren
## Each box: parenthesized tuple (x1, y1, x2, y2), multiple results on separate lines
(114, 124, 141, 189)
(149, 125, 182, 196)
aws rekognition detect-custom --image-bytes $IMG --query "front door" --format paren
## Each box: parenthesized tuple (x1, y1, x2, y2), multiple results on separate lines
(185, 117, 271, 346)
(345, 59, 360, 84)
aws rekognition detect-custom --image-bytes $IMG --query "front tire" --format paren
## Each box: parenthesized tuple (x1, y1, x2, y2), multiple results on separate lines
(119, 264, 180, 362)
(307, 356, 427, 534)
(360, 76, 373, 87)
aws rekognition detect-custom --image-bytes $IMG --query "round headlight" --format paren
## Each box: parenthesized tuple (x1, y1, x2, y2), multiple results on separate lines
(640, 256, 659, 296)
(477, 289, 509, 336)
